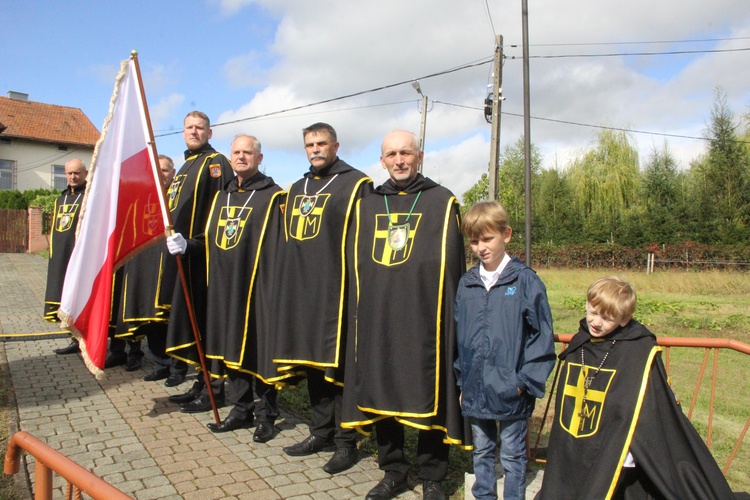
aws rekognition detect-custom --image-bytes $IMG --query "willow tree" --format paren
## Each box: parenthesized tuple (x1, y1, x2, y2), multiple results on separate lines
(567, 129, 640, 243)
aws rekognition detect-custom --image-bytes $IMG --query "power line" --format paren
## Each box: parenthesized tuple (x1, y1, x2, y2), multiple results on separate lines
(480, 0, 496, 41)
(514, 36, 750, 48)
(155, 58, 492, 137)
(434, 100, 750, 144)
(509, 46, 750, 60)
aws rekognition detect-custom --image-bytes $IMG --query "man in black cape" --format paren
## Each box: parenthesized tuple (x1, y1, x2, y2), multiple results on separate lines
(167, 135, 290, 442)
(108, 155, 177, 376)
(341, 130, 468, 500)
(273, 122, 372, 474)
(47, 158, 88, 355)
(163, 111, 234, 409)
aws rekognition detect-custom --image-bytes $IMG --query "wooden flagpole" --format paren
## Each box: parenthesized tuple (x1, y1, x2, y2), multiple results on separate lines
(130, 50, 221, 424)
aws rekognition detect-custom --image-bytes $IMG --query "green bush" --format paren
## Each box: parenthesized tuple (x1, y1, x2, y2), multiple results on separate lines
(0, 190, 27, 209)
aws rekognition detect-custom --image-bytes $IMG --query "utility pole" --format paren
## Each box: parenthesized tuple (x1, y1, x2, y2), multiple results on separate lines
(412, 81, 428, 173)
(522, 0, 532, 266)
(487, 35, 503, 201)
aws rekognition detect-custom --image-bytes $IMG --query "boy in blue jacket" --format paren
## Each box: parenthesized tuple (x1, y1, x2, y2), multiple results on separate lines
(454, 201, 556, 500)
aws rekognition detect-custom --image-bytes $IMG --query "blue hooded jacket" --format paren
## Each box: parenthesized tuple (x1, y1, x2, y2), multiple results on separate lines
(454, 257, 556, 420)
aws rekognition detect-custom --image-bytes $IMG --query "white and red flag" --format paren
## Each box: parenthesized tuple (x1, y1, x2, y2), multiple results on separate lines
(59, 54, 168, 377)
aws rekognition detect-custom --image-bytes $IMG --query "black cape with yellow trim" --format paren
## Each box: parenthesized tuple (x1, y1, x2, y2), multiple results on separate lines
(538, 319, 736, 500)
(165, 144, 233, 362)
(176, 173, 289, 384)
(340, 175, 469, 447)
(272, 158, 371, 383)
(44, 183, 87, 322)
(112, 241, 174, 338)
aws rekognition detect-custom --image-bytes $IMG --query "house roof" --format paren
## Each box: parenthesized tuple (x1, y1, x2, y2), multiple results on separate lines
(0, 96, 100, 147)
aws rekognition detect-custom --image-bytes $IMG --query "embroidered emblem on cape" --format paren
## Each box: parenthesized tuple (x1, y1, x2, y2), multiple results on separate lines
(56, 203, 79, 232)
(505, 286, 517, 296)
(559, 361, 616, 437)
(299, 195, 317, 217)
(167, 175, 186, 211)
(289, 193, 330, 240)
(209, 163, 222, 178)
(216, 206, 253, 250)
(142, 202, 161, 236)
(372, 213, 421, 266)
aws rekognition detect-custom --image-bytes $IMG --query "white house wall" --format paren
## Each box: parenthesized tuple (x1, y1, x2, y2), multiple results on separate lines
(0, 138, 94, 191)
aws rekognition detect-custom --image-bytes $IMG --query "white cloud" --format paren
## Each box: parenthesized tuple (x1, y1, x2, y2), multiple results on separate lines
(204, 0, 749, 192)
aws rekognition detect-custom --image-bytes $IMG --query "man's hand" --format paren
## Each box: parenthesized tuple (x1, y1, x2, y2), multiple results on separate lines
(166, 233, 187, 255)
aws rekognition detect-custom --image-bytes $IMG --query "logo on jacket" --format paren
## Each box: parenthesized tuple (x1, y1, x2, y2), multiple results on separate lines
(209, 163, 222, 178)
(215, 205, 253, 250)
(55, 203, 80, 232)
(505, 287, 517, 296)
(559, 362, 616, 438)
(372, 213, 421, 266)
(289, 193, 330, 240)
(167, 175, 186, 211)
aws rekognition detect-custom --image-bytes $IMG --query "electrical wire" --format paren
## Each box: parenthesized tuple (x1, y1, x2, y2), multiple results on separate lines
(480, 0, 496, 41)
(154, 58, 493, 137)
(510, 46, 750, 60)
(433, 100, 750, 144)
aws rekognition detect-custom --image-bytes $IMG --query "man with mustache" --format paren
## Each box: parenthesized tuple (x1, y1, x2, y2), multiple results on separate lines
(273, 122, 372, 474)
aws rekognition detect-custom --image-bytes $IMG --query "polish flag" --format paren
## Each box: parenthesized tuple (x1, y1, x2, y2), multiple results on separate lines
(59, 55, 168, 377)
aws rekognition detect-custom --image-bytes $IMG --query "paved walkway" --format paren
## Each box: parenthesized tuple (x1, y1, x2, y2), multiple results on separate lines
(0, 254, 543, 499)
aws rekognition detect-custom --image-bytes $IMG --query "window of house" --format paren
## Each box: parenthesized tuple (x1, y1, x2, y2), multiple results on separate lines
(0, 159, 16, 190)
(53, 164, 67, 191)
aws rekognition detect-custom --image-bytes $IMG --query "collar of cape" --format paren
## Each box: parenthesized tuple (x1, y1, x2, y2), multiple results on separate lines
(183, 142, 217, 160)
(62, 182, 87, 196)
(375, 173, 438, 195)
(304, 157, 355, 178)
(226, 171, 275, 193)
(560, 318, 657, 360)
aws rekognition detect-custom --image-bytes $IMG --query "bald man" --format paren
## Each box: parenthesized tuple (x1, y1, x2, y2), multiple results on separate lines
(47, 159, 88, 354)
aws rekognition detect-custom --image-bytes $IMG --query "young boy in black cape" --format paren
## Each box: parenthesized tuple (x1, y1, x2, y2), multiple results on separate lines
(538, 276, 742, 500)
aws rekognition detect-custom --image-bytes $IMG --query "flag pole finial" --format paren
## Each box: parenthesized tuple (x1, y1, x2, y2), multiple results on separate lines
(131, 50, 138, 58)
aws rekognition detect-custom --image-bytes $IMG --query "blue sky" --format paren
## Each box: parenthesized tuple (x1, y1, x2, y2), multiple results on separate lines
(3, 0, 749, 198)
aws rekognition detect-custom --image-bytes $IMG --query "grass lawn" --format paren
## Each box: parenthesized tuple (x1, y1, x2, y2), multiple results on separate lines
(282, 268, 750, 497)
(2, 268, 747, 498)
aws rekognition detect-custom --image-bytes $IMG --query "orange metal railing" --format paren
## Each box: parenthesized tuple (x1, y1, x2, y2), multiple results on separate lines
(531, 334, 750, 475)
(4, 431, 133, 500)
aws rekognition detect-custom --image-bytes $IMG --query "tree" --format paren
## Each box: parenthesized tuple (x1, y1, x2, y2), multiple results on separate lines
(567, 129, 640, 243)
(702, 87, 750, 243)
(533, 167, 578, 243)
(461, 173, 488, 209)
(496, 136, 543, 239)
(640, 144, 680, 242)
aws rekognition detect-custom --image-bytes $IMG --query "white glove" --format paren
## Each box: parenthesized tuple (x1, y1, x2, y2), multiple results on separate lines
(166, 233, 187, 255)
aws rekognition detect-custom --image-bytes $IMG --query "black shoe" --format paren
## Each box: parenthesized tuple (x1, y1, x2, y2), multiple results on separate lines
(164, 374, 185, 387)
(282, 435, 336, 456)
(421, 480, 447, 500)
(104, 353, 127, 369)
(253, 421, 275, 443)
(323, 447, 357, 474)
(179, 394, 224, 413)
(53, 340, 80, 355)
(365, 476, 408, 500)
(207, 415, 252, 433)
(142, 368, 170, 381)
(168, 388, 200, 404)
(125, 356, 143, 372)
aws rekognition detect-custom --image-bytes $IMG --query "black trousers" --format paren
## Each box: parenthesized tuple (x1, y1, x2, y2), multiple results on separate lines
(307, 368, 357, 449)
(226, 370, 279, 422)
(375, 417, 449, 481)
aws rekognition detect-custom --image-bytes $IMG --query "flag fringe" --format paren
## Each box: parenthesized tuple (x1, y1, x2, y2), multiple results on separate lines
(57, 310, 105, 380)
